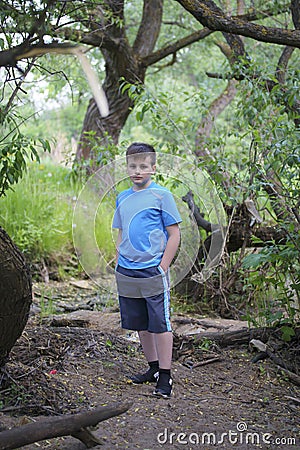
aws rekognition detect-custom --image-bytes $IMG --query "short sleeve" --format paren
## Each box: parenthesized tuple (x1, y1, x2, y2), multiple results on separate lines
(112, 196, 122, 229)
(161, 191, 182, 227)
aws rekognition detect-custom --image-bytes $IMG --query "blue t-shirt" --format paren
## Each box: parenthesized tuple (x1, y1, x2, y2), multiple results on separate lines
(112, 181, 182, 269)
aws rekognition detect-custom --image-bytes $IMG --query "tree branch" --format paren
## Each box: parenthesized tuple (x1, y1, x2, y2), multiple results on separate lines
(2, 2, 292, 71)
(0, 403, 131, 449)
(175, 0, 300, 48)
(142, 28, 213, 66)
(291, 0, 300, 29)
(133, 0, 163, 56)
(182, 192, 288, 257)
(0, 42, 80, 68)
(182, 191, 220, 232)
(143, 3, 291, 67)
(195, 79, 238, 145)
(276, 46, 296, 83)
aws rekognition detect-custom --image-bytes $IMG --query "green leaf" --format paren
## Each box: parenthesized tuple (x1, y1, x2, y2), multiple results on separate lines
(242, 252, 269, 269)
(280, 326, 295, 342)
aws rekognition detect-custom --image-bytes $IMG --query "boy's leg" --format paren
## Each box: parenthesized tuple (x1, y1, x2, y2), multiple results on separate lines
(138, 330, 158, 362)
(142, 268, 173, 397)
(153, 331, 173, 398)
(132, 330, 173, 386)
(130, 331, 159, 384)
(155, 331, 173, 369)
(137, 330, 173, 370)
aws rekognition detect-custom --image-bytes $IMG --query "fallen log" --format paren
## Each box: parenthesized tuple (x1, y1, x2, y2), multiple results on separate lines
(193, 327, 274, 347)
(249, 339, 300, 386)
(276, 367, 300, 387)
(192, 356, 222, 368)
(0, 402, 131, 449)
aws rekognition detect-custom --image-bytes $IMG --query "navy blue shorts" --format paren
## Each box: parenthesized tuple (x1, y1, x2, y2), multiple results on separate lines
(115, 265, 171, 333)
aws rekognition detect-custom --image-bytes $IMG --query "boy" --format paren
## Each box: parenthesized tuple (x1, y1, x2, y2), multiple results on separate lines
(112, 142, 181, 398)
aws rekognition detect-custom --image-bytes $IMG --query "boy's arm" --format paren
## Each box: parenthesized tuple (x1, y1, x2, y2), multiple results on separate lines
(159, 224, 180, 273)
(116, 229, 122, 265)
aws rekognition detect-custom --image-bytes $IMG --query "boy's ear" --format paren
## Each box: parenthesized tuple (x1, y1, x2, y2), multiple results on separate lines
(151, 164, 156, 174)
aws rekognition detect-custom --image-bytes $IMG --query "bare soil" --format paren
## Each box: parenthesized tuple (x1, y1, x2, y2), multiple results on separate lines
(0, 281, 299, 450)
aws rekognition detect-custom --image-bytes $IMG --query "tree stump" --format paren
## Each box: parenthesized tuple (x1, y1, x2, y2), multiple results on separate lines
(0, 227, 32, 367)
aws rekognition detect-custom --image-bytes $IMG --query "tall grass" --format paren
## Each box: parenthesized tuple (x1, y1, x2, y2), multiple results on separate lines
(0, 160, 116, 277)
(0, 160, 77, 261)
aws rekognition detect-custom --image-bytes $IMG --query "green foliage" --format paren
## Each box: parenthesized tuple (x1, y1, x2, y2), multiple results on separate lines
(280, 325, 296, 342)
(74, 131, 119, 176)
(0, 112, 51, 196)
(120, 78, 202, 153)
(39, 294, 55, 318)
(24, 103, 87, 143)
(242, 238, 300, 326)
(0, 160, 78, 261)
(1, 0, 299, 330)
(120, 55, 300, 329)
(0, 382, 30, 409)
(94, 204, 115, 263)
(196, 337, 214, 351)
(227, 47, 300, 329)
(0, 159, 117, 275)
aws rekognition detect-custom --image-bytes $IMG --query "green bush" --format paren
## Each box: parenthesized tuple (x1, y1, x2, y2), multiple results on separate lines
(0, 160, 77, 263)
(0, 159, 118, 278)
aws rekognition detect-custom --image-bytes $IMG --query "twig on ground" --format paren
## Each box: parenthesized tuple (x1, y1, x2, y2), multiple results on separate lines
(192, 356, 222, 368)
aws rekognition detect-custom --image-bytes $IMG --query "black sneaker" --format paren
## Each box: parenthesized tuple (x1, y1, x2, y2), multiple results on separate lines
(130, 367, 159, 384)
(153, 376, 173, 398)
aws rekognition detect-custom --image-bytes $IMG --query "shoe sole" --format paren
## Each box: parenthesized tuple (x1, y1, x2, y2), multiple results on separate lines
(130, 372, 159, 385)
(152, 390, 172, 399)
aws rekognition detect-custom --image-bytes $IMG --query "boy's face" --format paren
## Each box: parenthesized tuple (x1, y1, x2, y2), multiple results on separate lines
(127, 154, 156, 190)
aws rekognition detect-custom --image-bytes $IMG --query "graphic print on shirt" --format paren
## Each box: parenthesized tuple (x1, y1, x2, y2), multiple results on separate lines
(112, 182, 182, 269)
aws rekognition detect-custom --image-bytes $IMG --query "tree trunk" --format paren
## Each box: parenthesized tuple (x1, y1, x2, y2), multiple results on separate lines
(75, 44, 138, 161)
(0, 227, 32, 367)
(76, 0, 164, 164)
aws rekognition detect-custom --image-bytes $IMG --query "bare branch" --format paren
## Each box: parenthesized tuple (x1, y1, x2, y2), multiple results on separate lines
(276, 46, 296, 83)
(151, 52, 177, 73)
(291, 0, 300, 29)
(175, 0, 300, 48)
(0, 42, 79, 68)
(196, 79, 238, 144)
(142, 28, 213, 67)
(182, 191, 218, 232)
(133, 0, 163, 56)
(143, 3, 290, 68)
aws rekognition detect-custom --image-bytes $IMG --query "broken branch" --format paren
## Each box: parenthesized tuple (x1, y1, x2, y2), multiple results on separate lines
(0, 402, 131, 450)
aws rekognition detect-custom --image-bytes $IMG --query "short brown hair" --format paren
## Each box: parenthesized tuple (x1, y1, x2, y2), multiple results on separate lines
(126, 142, 156, 165)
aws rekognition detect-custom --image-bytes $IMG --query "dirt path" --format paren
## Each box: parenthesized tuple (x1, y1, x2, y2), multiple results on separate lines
(0, 282, 299, 449)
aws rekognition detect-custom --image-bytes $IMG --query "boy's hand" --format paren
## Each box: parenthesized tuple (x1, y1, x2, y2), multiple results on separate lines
(159, 264, 168, 273)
